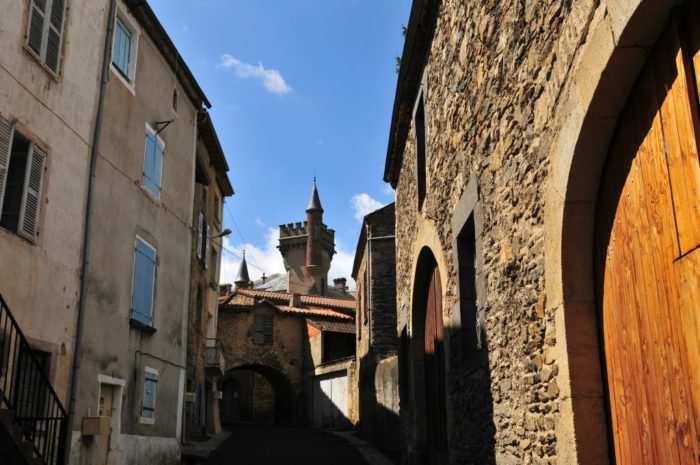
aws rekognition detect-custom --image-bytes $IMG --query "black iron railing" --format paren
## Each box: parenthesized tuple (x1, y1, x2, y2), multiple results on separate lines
(205, 338, 225, 371)
(0, 294, 67, 465)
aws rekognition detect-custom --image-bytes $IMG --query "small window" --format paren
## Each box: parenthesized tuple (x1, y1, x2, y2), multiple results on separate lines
(253, 315, 273, 345)
(131, 238, 156, 326)
(26, 0, 66, 74)
(112, 16, 135, 81)
(143, 126, 164, 198)
(0, 117, 46, 242)
(414, 89, 427, 210)
(197, 213, 209, 268)
(141, 368, 158, 422)
(457, 215, 482, 362)
(213, 195, 220, 224)
(172, 88, 178, 113)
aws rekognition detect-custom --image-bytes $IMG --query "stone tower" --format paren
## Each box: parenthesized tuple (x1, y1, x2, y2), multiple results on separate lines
(278, 180, 335, 295)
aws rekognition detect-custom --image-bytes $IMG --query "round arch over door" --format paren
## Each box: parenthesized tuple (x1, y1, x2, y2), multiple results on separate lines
(411, 247, 448, 465)
(595, 9, 700, 464)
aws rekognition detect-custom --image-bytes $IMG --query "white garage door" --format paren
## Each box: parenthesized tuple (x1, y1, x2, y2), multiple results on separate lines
(313, 371, 348, 428)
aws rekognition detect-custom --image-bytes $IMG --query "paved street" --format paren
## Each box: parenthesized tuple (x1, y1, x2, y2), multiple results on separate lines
(208, 424, 371, 465)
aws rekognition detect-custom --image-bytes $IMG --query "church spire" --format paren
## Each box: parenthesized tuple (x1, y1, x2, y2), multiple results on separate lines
(306, 177, 323, 212)
(235, 250, 252, 289)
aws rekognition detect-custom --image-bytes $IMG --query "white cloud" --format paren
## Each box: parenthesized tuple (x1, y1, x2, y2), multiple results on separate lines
(351, 193, 385, 222)
(218, 54, 291, 95)
(219, 228, 285, 285)
(254, 218, 265, 227)
(382, 184, 394, 196)
(329, 244, 356, 288)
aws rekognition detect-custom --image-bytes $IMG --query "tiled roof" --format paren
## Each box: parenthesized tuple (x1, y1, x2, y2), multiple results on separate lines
(306, 319, 356, 333)
(276, 306, 352, 321)
(235, 288, 355, 311)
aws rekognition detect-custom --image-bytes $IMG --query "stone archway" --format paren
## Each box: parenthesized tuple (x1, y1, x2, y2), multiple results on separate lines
(409, 246, 448, 465)
(221, 364, 298, 426)
(546, 1, 685, 463)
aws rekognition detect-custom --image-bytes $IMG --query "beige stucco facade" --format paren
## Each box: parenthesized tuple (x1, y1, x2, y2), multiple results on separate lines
(0, 0, 105, 405)
(68, 2, 210, 464)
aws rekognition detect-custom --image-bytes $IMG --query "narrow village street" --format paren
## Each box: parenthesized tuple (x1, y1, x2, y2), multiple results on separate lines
(208, 425, 370, 465)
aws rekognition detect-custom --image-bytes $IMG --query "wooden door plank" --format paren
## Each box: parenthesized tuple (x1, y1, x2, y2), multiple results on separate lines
(656, 22, 700, 256)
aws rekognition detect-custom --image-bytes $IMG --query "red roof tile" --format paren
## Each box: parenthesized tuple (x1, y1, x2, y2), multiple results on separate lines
(235, 288, 356, 311)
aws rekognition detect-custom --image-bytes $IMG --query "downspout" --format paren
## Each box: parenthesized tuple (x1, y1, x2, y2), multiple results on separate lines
(64, 0, 117, 463)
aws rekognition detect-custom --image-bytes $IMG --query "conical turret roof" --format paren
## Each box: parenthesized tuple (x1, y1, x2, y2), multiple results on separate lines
(306, 178, 323, 212)
(235, 250, 251, 287)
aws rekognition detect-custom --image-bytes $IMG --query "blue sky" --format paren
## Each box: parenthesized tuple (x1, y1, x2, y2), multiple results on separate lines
(149, 0, 411, 287)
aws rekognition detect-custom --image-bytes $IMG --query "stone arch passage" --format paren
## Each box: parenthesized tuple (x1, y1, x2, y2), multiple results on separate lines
(221, 364, 297, 426)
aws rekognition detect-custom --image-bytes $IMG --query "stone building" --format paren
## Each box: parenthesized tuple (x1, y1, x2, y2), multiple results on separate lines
(351, 203, 402, 458)
(217, 286, 356, 427)
(278, 180, 338, 296)
(217, 183, 357, 428)
(183, 112, 234, 442)
(0, 0, 104, 462)
(69, 1, 215, 463)
(385, 0, 700, 464)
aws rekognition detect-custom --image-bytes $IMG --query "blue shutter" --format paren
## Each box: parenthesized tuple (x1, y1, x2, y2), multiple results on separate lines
(131, 239, 156, 325)
(154, 137, 164, 192)
(143, 131, 163, 197)
(113, 18, 132, 79)
(142, 371, 157, 418)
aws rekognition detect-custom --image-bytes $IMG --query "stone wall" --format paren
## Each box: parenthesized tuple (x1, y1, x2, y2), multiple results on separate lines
(392, 0, 614, 463)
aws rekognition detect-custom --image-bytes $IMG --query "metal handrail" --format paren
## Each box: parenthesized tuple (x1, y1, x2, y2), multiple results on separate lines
(0, 294, 67, 465)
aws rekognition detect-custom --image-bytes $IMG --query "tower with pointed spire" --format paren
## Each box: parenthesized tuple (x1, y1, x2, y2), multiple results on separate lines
(234, 250, 252, 289)
(278, 179, 336, 295)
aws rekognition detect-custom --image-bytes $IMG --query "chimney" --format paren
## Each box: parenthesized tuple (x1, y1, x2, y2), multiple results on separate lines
(261, 273, 267, 284)
(289, 293, 301, 307)
(219, 284, 233, 296)
(333, 278, 347, 293)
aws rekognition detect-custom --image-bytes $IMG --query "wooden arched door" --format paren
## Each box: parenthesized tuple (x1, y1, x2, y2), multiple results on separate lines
(595, 10, 700, 465)
(423, 264, 447, 464)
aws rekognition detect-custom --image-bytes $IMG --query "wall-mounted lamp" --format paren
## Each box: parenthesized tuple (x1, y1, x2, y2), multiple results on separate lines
(212, 228, 232, 239)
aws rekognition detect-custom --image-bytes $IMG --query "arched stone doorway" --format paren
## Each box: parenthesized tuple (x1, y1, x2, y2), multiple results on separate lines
(410, 247, 448, 465)
(220, 365, 297, 426)
(549, 1, 700, 463)
(595, 11, 700, 464)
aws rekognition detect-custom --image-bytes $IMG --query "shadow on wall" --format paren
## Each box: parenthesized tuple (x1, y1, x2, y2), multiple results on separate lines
(398, 247, 496, 465)
(220, 365, 296, 427)
(357, 349, 404, 463)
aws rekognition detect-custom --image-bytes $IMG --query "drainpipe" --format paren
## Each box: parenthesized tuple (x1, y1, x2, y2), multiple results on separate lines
(63, 0, 117, 463)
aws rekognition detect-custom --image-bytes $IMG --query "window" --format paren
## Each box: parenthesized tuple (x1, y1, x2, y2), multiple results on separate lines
(26, 0, 66, 74)
(131, 238, 156, 326)
(172, 88, 178, 113)
(253, 315, 273, 345)
(197, 212, 209, 268)
(0, 116, 46, 241)
(143, 126, 164, 198)
(213, 195, 220, 224)
(112, 17, 135, 81)
(414, 89, 427, 210)
(141, 368, 158, 423)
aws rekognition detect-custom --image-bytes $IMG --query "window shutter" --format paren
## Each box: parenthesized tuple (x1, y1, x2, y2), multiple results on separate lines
(197, 212, 203, 260)
(254, 316, 264, 344)
(132, 240, 156, 326)
(0, 116, 14, 217)
(154, 138, 164, 193)
(204, 223, 210, 269)
(263, 316, 273, 343)
(45, 0, 65, 73)
(27, 0, 47, 57)
(17, 144, 45, 241)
